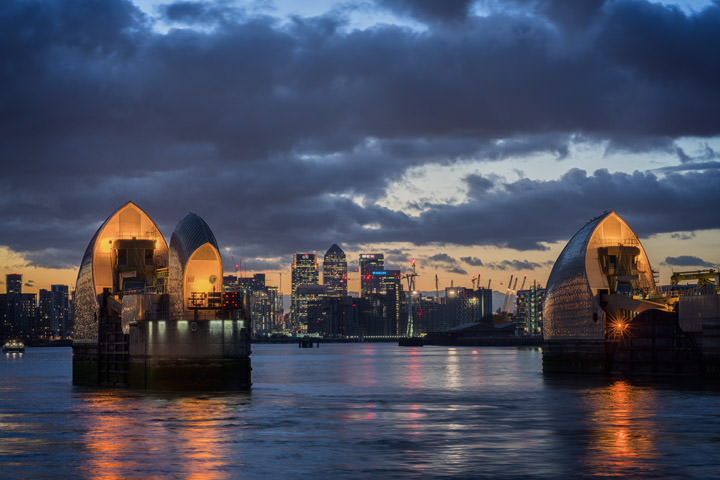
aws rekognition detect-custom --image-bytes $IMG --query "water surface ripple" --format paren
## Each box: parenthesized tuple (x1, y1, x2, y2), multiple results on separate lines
(2, 345, 719, 478)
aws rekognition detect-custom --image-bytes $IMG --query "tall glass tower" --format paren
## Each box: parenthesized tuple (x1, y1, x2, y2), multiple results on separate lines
(359, 253, 384, 298)
(291, 254, 319, 326)
(323, 244, 347, 298)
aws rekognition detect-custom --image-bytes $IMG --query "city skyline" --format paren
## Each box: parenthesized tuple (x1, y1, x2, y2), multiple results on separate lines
(1, 0, 719, 296)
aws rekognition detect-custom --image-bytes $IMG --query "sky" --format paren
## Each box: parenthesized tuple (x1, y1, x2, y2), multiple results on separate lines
(1, 0, 719, 298)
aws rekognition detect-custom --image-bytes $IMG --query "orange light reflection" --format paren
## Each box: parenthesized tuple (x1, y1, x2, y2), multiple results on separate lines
(81, 392, 233, 480)
(584, 381, 658, 476)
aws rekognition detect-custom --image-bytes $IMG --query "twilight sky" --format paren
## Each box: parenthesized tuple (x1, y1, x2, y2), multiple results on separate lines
(1, 0, 719, 296)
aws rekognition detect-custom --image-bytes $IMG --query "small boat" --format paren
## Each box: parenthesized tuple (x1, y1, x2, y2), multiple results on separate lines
(2, 340, 25, 353)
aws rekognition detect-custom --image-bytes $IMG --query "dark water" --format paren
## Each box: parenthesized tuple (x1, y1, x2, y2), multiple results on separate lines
(1, 345, 720, 479)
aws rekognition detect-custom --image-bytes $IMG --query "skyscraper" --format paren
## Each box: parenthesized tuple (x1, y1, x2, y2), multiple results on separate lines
(323, 244, 347, 298)
(51, 285, 70, 337)
(38, 289, 53, 338)
(1, 274, 36, 340)
(6, 274, 22, 295)
(291, 253, 319, 326)
(39, 287, 70, 338)
(359, 253, 384, 298)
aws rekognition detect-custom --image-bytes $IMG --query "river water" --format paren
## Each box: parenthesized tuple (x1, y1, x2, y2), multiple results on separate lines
(1, 344, 719, 479)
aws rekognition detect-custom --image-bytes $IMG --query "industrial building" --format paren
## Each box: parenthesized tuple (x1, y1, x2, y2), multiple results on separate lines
(543, 211, 719, 377)
(72, 202, 251, 390)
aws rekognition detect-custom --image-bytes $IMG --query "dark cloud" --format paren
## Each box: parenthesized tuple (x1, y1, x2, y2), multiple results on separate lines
(658, 161, 720, 173)
(1, 0, 719, 270)
(161, 1, 242, 25)
(670, 232, 696, 241)
(663, 255, 716, 268)
(374, 0, 475, 23)
(465, 175, 494, 194)
(487, 259, 544, 271)
(461, 256, 484, 266)
(351, 168, 720, 251)
(24, 248, 80, 270)
(428, 253, 458, 263)
(660, 144, 720, 172)
(447, 266, 468, 275)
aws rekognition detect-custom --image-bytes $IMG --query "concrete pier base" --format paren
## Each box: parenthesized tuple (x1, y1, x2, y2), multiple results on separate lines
(73, 318, 252, 391)
(542, 340, 607, 374)
(72, 343, 100, 387)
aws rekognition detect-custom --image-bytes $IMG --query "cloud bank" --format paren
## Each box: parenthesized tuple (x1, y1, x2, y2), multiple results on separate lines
(0, 0, 719, 270)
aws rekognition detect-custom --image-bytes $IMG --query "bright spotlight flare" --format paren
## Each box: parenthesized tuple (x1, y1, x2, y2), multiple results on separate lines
(607, 311, 632, 339)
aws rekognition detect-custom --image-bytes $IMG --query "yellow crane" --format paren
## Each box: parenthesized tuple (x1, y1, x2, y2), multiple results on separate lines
(670, 269, 718, 289)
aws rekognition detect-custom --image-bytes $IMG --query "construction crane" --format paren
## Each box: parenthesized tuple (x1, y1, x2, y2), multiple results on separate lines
(403, 259, 419, 337)
(670, 269, 718, 289)
(501, 274, 514, 313)
(506, 275, 527, 314)
(506, 276, 519, 313)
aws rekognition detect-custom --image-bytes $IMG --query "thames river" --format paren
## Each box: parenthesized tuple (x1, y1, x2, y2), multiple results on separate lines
(1, 344, 719, 478)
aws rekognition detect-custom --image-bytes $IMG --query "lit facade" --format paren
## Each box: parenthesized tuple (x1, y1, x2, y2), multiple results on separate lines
(6, 274, 22, 295)
(323, 244, 347, 298)
(38, 285, 70, 338)
(169, 212, 223, 318)
(442, 287, 490, 330)
(291, 253, 319, 325)
(72, 202, 250, 390)
(543, 212, 655, 341)
(359, 253, 384, 298)
(516, 286, 545, 335)
(295, 284, 327, 333)
(74, 202, 168, 343)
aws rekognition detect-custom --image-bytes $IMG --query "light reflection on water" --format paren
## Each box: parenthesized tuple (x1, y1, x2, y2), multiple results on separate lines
(583, 380, 659, 476)
(1, 345, 720, 478)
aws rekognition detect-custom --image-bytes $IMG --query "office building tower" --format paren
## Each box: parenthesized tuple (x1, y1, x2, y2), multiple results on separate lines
(516, 285, 545, 335)
(323, 244, 347, 298)
(1, 274, 36, 340)
(442, 287, 491, 331)
(51, 285, 70, 337)
(6, 274, 22, 295)
(359, 253, 384, 298)
(291, 254, 319, 326)
(38, 289, 53, 338)
(294, 284, 327, 334)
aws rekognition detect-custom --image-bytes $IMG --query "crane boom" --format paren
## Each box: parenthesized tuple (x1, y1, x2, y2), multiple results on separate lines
(501, 274, 513, 313)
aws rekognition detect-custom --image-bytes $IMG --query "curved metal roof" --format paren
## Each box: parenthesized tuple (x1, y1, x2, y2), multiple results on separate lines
(545, 212, 611, 297)
(169, 212, 219, 269)
(73, 201, 167, 343)
(542, 212, 611, 341)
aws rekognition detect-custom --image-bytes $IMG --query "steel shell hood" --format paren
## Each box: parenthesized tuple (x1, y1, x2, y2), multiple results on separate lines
(543, 212, 655, 341)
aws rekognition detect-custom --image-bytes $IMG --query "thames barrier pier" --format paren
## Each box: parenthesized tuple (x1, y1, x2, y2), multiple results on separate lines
(72, 202, 251, 390)
(543, 211, 719, 378)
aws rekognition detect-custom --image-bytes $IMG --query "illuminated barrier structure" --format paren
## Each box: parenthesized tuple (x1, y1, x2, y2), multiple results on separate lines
(72, 202, 251, 390)
(542, 211, 716, 376)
